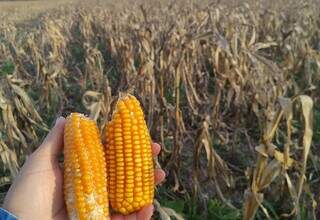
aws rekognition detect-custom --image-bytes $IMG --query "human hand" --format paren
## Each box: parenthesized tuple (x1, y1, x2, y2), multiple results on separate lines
(3, 117, 165, 220)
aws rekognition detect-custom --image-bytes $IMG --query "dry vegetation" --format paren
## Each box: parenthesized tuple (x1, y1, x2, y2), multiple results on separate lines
(1, 0, 320, 219)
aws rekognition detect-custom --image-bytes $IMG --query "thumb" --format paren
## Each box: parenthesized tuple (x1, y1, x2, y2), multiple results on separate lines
(34, 117, 66, 157)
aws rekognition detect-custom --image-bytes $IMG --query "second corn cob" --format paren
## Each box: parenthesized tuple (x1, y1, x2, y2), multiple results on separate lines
(105, 94, 154, 214)
(64, 113, 109, 220)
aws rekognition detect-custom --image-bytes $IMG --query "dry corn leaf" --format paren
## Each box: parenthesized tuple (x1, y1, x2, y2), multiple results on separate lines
(154, 199, 185, 220)
(295, 95, 313, 212)
(243, 190, 264, 220)
(82, 91, 104, 121)
(0, 140, 19, 178)
(257, 159, 282, 190)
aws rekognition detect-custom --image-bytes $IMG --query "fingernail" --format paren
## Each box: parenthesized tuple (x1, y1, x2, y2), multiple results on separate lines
(148, 205, 155, 219)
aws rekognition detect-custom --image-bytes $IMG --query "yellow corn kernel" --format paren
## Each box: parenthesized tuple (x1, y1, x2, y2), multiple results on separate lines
(64, 113, 109, 220)
(105, 94, 154, 214)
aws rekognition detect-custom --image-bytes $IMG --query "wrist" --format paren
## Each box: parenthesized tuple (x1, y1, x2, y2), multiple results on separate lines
(0, 207, 18, 220)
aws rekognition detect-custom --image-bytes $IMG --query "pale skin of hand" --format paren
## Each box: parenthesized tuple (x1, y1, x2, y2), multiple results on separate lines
(3, 117, 166, 220)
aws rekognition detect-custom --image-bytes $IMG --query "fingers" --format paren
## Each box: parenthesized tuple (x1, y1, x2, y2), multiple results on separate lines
(151, 143, 161, 156)
(111, 205, 154, 220)
(152, 143, 165, 184)
(34, 117, 66, 157)
(137, 205, 154, 220)
(155, 168, 166, 185)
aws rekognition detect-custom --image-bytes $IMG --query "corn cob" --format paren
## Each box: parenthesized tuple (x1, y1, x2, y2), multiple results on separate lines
(64, 113, 109, 220)
(105, 94, 154, 214)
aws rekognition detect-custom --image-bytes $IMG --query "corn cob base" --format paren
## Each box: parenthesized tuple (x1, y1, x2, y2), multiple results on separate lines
(64, 113, 110, 220)
(105, 95, 154, 215)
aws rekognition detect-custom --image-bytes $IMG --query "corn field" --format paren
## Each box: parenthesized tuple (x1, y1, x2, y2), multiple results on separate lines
(1, 0, 320, 219)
